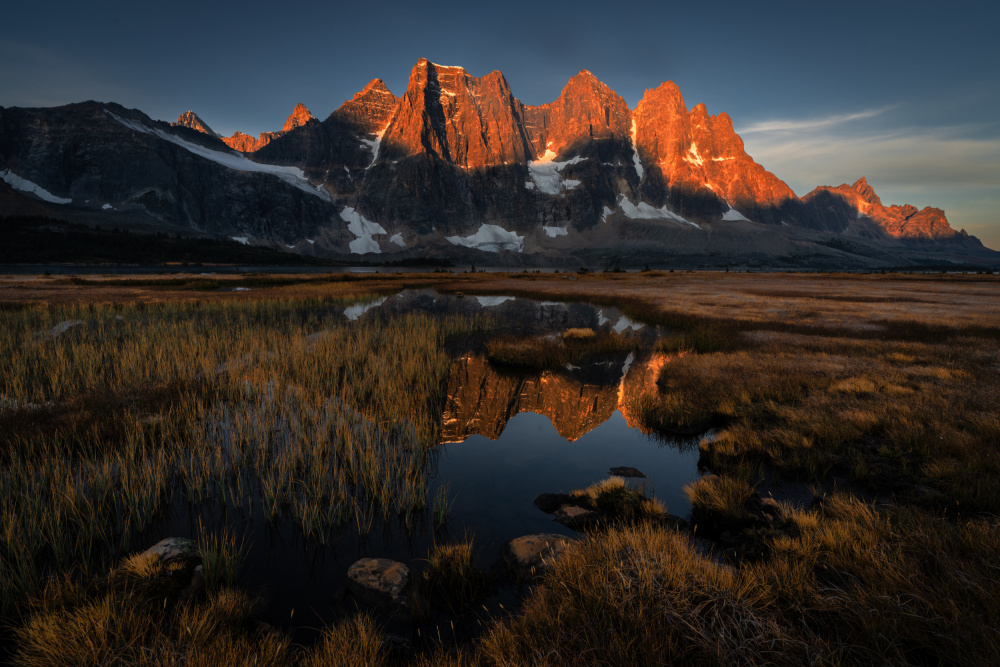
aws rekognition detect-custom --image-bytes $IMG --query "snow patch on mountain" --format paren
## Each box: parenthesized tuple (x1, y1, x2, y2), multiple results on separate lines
(389, 233, 405, 247)
(630, 119, 644, 180)
(360, 125, 389, 169)
(683, 142, 704, 168)
(617, 197, 701, 229)
(105, 110, 331, 201)
(340, 207, 386, 254)
(601, 206, 614, 223)
(446, 224, 524, 252)
(543, 226, 568, 237)
(1, 169, 71, 204)
(527, 149, 586, 195)
(722, 206, 751, 222)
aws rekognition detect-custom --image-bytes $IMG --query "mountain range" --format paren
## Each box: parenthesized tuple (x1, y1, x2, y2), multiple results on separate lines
(0, 58, 995, 268)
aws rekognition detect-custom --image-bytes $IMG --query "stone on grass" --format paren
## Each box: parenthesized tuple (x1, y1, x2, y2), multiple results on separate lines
(143, 537, 199, 564)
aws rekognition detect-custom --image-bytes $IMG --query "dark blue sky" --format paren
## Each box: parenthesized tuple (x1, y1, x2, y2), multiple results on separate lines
(3, 0, 998, 246)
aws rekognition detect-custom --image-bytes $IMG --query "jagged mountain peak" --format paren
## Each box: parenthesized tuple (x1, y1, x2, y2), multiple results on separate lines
(332, 78, 401, 136)
(1, 61, 991, 267)
(172, 110, 219, 137)
(805, 178, 962, 240)
(283, 103, 316, 132)
(850, 176, 882, 205)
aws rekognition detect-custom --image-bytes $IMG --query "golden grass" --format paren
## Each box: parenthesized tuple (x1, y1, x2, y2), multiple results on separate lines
(4, 271, 1000, 664)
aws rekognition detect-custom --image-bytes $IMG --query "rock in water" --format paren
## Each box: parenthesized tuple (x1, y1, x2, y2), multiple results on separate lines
(501, 534, 575, 575)
(609, 466, 646, 478)
(553, 504, 600, 530)
(534, 492, 574, 513)
(346, 558, 412, 620)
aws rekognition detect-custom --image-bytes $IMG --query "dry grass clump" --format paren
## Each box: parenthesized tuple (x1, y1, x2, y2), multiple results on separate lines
(418, 540, 489, 615)
(486, 331, 635, 369)
(684, 474, 762, 534)
(197, 524, 248, 593)
(299, 613, 390, 667)
(476, 522, 815, 666)
(14, 573, 291, 667)
(471, 498, 1000, 666)
(562, 327, 595, 340)
(568, 477, 669, 522)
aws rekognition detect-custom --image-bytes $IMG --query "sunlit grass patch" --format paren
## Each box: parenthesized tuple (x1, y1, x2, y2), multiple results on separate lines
(568, 477, 669, 522)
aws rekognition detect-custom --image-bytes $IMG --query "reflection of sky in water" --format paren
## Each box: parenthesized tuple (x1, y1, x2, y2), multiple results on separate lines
(433, 410, 700, 547)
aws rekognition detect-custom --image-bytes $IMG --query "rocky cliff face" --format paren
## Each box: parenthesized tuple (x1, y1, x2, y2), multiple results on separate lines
(0, 102, 344, 247)
(805, 177, 964, 240)
(632, 82, 796, 222)
(330, 79, 400, 136)
(172, 111, 219, 137)
(0, 58, 993, 267)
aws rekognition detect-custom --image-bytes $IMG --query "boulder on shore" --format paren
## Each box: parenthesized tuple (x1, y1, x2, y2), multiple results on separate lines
(501, 534, 575, 576)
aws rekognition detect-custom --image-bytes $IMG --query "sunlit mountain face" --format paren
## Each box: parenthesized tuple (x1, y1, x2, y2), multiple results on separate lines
(0, 58, 994, 268)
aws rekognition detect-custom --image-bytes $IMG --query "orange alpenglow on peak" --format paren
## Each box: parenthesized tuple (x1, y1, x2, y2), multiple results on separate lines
(282, 103, 316, 132)
(331, 79, 401, 135)
(172, 110, 219, 138)
(631, 81, 796, 212)
(805, 177, 960, 239)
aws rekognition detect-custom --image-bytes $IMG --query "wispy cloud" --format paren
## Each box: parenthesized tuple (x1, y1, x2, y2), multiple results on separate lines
(737, 107, 893, 134)
(738, 107, 1000, 248)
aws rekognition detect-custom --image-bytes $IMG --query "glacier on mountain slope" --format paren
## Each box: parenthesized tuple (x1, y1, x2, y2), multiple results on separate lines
(1, 169, 72, 204)
(630, 119, 644, 180)
(446, 224, 524, 252)
(340, 207, 386, 254)
(617, 196, 701, 228)
(105, 110, 331, 201)
(722, 206, 751, 222)
(526, 149, 585, 195)
(543, 226, 568, 237)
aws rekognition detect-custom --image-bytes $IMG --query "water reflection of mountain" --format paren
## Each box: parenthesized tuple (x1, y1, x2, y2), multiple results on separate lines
(441, 350, 672, 443)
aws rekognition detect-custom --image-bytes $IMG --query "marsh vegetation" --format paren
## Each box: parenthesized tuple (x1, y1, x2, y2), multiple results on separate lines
(1, 270, 998, 665)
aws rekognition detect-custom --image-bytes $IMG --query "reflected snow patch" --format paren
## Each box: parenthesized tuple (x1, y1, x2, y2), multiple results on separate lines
(340, 207, 386, 254)
(475, 296, 514, 308)
(613, 316, 644, 334)
(344, 297, 387, 321)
